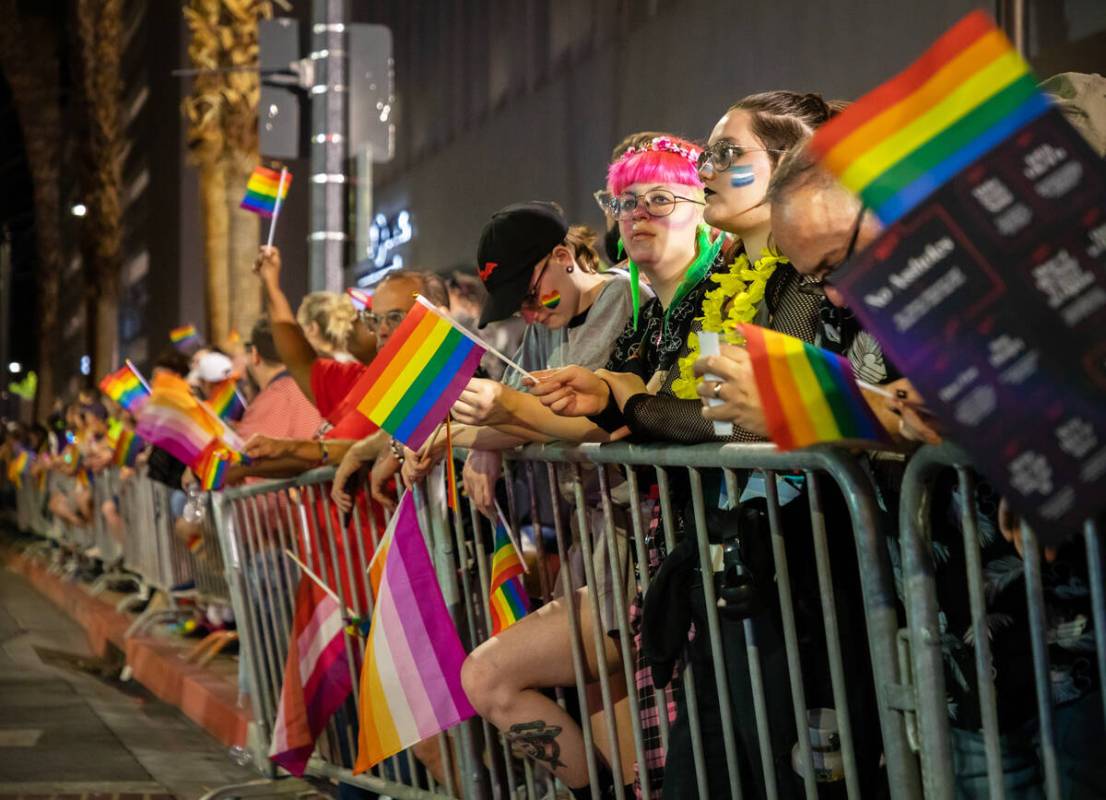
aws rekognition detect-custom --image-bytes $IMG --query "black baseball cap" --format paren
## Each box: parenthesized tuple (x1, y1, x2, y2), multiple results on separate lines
(476, 201, 569, 327)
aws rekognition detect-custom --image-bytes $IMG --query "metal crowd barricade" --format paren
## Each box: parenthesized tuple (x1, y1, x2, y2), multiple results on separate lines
(897, 443, 1106, 800)
(210, 441, 925, 800)
(212, 466, 473, 799)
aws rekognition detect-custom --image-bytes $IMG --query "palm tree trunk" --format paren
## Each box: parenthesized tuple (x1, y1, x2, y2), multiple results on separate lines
(0, 2, 64, 418)
(200, 161, 231, 344)
(74, 0, 125, 377)
(224, 155, 261, 342)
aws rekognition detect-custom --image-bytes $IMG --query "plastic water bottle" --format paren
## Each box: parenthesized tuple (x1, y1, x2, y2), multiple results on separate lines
(228, 745, 252, 767)
(182, 485, 207, 524)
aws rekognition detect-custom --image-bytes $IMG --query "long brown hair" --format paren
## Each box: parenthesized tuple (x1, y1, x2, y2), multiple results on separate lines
(729, 91, 836, 165)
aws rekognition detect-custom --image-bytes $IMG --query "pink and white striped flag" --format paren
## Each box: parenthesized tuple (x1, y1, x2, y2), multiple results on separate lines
(268, 576, 353, 776)
(353, 492, 476, 772)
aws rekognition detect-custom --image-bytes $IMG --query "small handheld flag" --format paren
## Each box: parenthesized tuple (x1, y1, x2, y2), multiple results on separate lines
(136, 372, 245, 482)
(809, 11, 1049, 225)
(489, 509, 530, 636)
(269, 576, 353, 776)
(208, 377, 246, 422)
(241, 165, 292, 248)
(241, 165, 292, 218)
(113, 429, 145, 467)
(353, 298, 489, 450)
(354, 493, 475, 772)
(170, 324, 201, 352)
(99, 363, 150, 412)
(740, 324, 890, 450)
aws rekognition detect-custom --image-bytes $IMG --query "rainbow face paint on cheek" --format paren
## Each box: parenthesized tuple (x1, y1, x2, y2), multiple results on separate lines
(729, 165, 755, 187)
(540, 291, 561, 309)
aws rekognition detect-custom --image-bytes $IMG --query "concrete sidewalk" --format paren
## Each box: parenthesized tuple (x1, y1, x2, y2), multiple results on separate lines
(0, 566, 255, 799)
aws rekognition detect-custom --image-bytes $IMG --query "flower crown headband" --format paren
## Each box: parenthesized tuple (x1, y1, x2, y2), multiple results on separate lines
(618, 136, 701, 166)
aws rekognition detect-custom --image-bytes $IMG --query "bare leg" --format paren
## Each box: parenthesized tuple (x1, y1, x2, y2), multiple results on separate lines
(461, 587, 621, 788)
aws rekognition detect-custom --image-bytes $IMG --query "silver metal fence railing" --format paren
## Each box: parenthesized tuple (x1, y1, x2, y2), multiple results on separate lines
(207, 440, 923, 800)
(898, 443, 1105, 800)
(501, 441, 918, 800)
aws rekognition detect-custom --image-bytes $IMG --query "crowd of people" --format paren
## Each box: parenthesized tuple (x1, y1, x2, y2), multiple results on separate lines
(4, 74, 1106, 799)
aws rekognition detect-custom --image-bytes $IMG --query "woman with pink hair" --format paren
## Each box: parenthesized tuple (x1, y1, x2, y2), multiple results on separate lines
(461, 135, 737, 797)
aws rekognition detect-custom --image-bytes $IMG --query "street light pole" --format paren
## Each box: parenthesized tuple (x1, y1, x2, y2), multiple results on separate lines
(309, 0, 349, 292)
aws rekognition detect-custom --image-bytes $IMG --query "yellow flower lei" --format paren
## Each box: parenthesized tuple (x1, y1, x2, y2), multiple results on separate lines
(670, 247, 790, 399)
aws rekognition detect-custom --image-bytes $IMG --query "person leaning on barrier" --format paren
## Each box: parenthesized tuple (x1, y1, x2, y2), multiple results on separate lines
(226, 248, 434, 484)
(453, 136, 718, 798)
(759, 133, 1106, 797)
(399, 201, 646, 515)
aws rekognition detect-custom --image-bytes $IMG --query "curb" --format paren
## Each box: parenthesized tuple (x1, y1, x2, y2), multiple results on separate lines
(4, 550, 251, 749)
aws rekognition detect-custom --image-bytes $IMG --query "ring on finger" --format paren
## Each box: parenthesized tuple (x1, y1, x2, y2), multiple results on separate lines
(712, 381, 723, 399)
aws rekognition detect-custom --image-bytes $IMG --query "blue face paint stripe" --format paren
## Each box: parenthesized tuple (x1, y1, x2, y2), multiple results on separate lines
(728, 165, 755, 187)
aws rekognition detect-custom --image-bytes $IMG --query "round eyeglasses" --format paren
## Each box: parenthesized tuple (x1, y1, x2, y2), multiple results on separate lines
(695, 142, 785, 179)
(592, 188, 704, 220)
(358, 309, 406, 331)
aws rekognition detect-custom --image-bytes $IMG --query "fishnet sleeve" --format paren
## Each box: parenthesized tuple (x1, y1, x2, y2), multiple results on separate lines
(621, 318, 766, 444)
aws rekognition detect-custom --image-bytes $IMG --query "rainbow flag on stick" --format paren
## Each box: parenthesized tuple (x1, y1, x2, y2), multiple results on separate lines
(740, 324, 889, 451)
(269, 576, 353, 776)
(354, 297, 488, 451)
(208, 378, 246, 422)
(114, 429, 144, 467)
(241, 165, 292, 217)
(354, 492, 475, 773)
(170, 324, 201, 352)
(809, 11, 1050, 225)
(489, 509, 530, 637)
(99, 363, 150, 412)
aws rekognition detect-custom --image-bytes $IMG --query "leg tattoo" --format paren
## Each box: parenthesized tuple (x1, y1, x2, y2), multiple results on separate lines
(506, 720, 567, 770)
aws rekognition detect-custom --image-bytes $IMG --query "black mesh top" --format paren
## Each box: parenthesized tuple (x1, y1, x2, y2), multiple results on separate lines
(622, 262, 823, 444)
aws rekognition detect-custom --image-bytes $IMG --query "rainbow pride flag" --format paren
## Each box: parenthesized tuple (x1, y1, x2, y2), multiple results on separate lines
(195, 441, 242, 491)
(240, 165, 292, 217)
(354, 297, 486, 450)
(98, 364, 149, 412)
(740, 324, 888, 450)
(136, 372, 244, 474)
(809, 11, 1050, 224)
(170, 324, 200, 351)
(208, 378, 245, 422)
(270, 576, 353, 776)
(354, 492, 475, 773)
(114, 429, 144, 467)
(489, 518, 529, 636)
(7, 450, 30, 489)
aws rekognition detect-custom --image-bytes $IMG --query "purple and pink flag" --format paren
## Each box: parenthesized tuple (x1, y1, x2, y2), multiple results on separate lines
(354, 492, 476, 772)
(268, 576, 353, 776)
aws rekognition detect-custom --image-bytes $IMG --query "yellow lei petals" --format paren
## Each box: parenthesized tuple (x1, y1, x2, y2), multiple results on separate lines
(671, 248, 788, 399)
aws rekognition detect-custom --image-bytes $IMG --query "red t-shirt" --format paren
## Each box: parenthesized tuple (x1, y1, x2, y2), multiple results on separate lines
(310, 358, 379, 440)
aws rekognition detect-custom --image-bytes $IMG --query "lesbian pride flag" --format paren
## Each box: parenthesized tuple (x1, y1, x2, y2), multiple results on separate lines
(741, 324, 889, 450)
(353, 297, 485, 450)
(269, 576, 352, 776)
(136, 372, 244, 472)
(809, 11, 1049, 224)
(354, 492, 475, 773)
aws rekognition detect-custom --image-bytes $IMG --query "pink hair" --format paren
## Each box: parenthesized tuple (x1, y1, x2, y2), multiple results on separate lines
(606, 135, 703, 195)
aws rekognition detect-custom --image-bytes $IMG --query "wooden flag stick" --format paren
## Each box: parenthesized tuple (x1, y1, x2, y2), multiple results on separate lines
(283, 549, 355, 615)
(494, 502, 530, 574)
(856, 380, 894, 399)
(266, 167, 289, 248)
(414, 294, 539, 382)
(125, 359, 152, 393)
